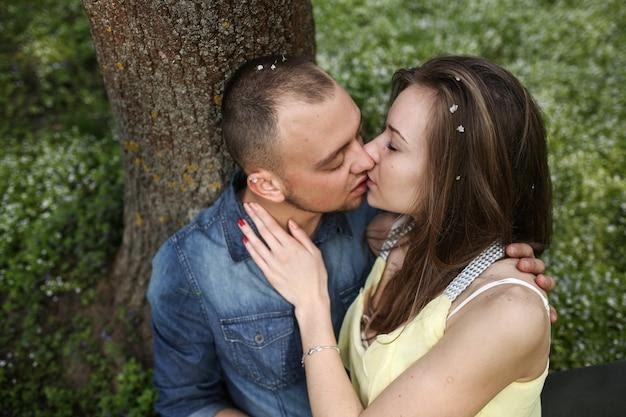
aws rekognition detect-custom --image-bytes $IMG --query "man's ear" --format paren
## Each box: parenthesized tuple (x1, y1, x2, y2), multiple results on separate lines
(246, 170, 286, 203)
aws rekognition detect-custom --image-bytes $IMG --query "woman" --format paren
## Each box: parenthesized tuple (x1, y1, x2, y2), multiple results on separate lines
(239, 56, 552, 417)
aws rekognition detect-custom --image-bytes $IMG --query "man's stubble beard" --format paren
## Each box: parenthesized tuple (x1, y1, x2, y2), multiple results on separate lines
(283, 183, 363, 214)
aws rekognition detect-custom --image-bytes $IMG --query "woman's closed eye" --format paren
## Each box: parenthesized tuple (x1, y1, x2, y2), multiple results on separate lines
(386, 141, 398, 151)
(378, 126, 399, 152)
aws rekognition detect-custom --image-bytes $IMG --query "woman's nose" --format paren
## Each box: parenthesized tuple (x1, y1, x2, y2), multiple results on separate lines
(364, 136, 381, 164)
(349, 138, 375, 173)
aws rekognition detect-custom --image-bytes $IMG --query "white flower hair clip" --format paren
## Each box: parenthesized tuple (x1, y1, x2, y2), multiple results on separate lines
(449, 104, 458, 114)
(456, 125, 465, 133)
(256, 65, 264, 71)
(454, 76, 461, 81)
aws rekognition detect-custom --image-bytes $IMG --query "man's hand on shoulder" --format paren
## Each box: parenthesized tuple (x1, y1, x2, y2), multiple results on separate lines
(505, 242, 558, 323)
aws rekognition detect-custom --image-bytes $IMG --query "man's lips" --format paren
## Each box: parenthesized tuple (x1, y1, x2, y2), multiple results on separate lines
(351, 177, 368, 192)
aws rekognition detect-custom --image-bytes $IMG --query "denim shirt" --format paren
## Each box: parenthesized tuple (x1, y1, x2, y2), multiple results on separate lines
(148, 173, 377, 417)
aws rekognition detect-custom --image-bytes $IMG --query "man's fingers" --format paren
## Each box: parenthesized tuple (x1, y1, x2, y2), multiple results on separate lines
(506, 243, 535, 259)
(549, 305, 558, 323)
(535, 274, 558, 324)
(534, 274, 556, 292)
(517, 258, 546, 274)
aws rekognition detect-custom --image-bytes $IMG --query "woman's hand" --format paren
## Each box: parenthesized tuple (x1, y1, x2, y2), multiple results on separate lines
(238, 202, 330, 313)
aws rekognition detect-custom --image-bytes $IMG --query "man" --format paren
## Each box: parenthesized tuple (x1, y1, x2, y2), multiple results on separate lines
(147, 55, 553, 417)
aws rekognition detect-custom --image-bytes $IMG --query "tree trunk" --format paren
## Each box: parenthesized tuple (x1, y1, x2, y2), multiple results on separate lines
(82, 0, 315, 363)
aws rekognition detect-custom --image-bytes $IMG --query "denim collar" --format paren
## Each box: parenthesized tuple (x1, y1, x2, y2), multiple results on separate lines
(220, 171, 353, 263)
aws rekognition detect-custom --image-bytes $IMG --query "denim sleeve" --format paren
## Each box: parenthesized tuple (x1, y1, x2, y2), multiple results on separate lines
(148, 240, 232, 417)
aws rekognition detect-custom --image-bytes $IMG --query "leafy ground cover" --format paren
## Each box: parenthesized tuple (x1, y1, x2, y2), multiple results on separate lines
(0, 1, 153, 415)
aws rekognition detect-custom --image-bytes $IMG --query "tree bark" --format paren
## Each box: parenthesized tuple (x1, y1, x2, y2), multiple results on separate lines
(82, 0, 315, 363)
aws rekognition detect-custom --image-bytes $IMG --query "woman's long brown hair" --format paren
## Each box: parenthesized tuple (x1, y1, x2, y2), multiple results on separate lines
(367, 56, 552, 335)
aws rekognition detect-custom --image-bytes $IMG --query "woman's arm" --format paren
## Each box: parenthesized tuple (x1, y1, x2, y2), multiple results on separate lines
(296, 283, 550, 417)
(237, 202, 364, 415)
(239, 202, 550, 417)
(296, 307, 364, 417)
(362, 284, 550, 417)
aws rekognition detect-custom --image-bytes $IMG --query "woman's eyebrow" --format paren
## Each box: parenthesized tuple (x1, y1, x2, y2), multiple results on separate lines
(388, 124, 408, 143)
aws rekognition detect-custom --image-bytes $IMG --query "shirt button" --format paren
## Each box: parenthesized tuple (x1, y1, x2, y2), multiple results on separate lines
(254, 333, 264, 344)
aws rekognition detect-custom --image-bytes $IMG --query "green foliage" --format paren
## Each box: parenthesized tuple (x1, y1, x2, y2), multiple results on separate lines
(0, 0, 155, 415)
(0, 129, 144, 415)
(0, 0, 109, 138)
(314, 0, 626, 369)
(98, 360, 156, 417)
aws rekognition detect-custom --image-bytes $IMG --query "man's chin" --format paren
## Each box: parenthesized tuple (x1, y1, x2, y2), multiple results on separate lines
(339, 195, 365, 212)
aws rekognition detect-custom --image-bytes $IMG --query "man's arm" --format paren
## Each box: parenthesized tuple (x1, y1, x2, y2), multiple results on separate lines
(148, 241, 246, 417)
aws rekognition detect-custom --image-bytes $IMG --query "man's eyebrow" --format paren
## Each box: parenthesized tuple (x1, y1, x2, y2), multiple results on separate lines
(388, 124, 408, 143)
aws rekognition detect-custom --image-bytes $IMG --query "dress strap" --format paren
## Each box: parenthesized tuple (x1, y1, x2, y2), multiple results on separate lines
(379, 215, 415, 261)
(443, 242, 505, 301)
(448, 278, 550, 319)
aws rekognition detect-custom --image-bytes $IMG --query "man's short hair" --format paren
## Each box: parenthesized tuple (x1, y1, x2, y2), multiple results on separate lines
(221, 55, 335, 172)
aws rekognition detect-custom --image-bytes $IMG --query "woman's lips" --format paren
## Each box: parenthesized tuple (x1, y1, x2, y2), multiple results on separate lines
(351, 177, 368, 194)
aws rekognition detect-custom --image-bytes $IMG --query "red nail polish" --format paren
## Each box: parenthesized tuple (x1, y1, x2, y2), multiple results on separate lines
(237, 218, 245, 227)
(242, 236, 249, 244)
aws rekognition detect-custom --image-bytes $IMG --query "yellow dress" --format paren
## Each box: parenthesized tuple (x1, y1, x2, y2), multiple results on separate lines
(338, 257, 549, 417)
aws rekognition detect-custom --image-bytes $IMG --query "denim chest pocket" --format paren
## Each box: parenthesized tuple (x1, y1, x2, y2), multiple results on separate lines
(220, 310, 303, 390)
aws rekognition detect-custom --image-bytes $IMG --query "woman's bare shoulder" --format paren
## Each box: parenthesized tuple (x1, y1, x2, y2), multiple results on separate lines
(448, 259, 550, 378)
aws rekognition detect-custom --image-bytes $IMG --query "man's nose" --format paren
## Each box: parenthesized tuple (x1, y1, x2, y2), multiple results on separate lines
(363, 138, 380, 165)
(351, 139, 375, 173)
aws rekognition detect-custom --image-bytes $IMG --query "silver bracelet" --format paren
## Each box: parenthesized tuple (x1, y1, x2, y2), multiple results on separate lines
(301, 345, 340, 367)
